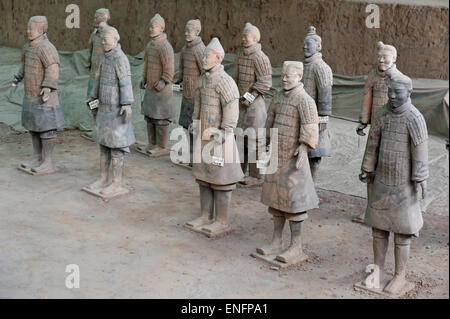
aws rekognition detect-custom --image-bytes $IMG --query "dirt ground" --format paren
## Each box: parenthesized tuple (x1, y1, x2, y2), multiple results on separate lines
(0, 125, 448, 299)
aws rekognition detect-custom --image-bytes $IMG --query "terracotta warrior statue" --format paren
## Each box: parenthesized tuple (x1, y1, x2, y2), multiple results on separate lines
(186, 38, 244, 236)
(255, 61, 319, 265)
(14, 16, 65, 174)
(83, 8, 110, 141)
(301, 26, 333, 182)
(139, 14, 175, 157)
(86, 26, 135, 197)
(353, 41, 399, 223)
(174, 19, 205, 165)
(235, 22, 272, 186)
(360, 71, 428, 296)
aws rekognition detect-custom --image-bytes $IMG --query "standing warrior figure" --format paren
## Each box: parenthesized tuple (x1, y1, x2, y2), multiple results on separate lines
(186, 38, 244, 236)
(235, 22, 272, 186)
(85, 26, 135, 197)
(359, 72, 428, 296)
(82, 8, 111, 141)
(139, 14, 175, 157)
(353, 41, 399, 223)
(255, 61, 319, 265)
(301, 26, 333, 182)
(174, 19, 205, 165)
(14, 16, 65, 175)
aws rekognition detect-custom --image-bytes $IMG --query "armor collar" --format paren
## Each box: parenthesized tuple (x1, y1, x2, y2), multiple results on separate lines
(205, 64, 224, 79)
(243, 43, 261, 56)
(151, 33, 167, 46)
(389, 98, 412, 114)
(376, 64, 397, 77)
(186, 36, 202, 48)
(30, 33, 47, 47)
(283, 83, 304, 96)
(303, 52, 322, 64)
(104, 43, 121, 58)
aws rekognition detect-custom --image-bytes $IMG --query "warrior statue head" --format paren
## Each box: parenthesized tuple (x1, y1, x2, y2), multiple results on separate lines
(242, 22, 260, 48)
(101, 25, 120, 52)
(377, 41, 397, 72)
(282, 61, 303, 91)
(303, 26, 322, 58)
(27, 16, 48, 41)
(185, 19, 201, 42)
(149, 13, 165, 38)
(387, 71, 412, 109)
(202, 37, 225, 71)
(94, 8, 110, 28)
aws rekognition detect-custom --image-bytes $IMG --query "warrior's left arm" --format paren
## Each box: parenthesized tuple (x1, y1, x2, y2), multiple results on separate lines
(408, 113, 429, 182)
(40, 45, 60, 90)
(251, 53, 272, 97)
(115, 57, 135, 106)
(218, 77, 240, 130)
(298, 97, 319, 149)
(160, 43, 175, 84)
(314, 63, 333, 116)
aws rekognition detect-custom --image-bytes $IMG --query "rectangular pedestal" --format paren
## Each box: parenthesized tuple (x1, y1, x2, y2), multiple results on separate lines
(183, 223, 234, 238)
(250, 252, 308, 269)
(17, 166, 59, 176)
(81, 186, 130, 201)
(238, 177, 264, 188)
(354, 278, 415, 298)
(80, 133, 96, 142)
(132, 144, 170, 158)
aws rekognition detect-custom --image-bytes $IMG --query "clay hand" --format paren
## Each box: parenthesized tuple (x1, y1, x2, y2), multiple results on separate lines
(140, 79, 147, 90)
(294, 144, 308, 169)
(120, 105, 132, 123)
(242, 98, 251, 107)
(154, 80, 166, 92)
(414, 180, 427, 200)
(12, 75, 22, 86)
(359, 171, 372, 183)
(40, 87, 51, 102)
(213, 130, 225, 145)
(356, 122, 368, 136)
(319, 122, 327, 132)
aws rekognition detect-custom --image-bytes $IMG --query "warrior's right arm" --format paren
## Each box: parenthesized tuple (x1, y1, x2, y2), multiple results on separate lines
(90, 62, 101, 99)
(361, 113, 382, 173)
(360, 72, 374, 125)
(142, 47, 148, 84)
(14, 46, 27, 84)
(192, 79, 202, 121)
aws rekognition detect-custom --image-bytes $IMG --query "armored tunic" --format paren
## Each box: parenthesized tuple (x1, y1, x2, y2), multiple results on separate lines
(302, 52, 333, 158)
(192, 65, 244, 186)
(177, 36, 205, 129)
(91, 44, 136, 149)
(362, 101, 429, 235)
(141, 33, 175, 121)
(234, 43, 272, 131)
(359, 66, 398, 125)
(19, 34, 65, 133)
(86, 28, 104, 99)
(262, 83, 319, 214)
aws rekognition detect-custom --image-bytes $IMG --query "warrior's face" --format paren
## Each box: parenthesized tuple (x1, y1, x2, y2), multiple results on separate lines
(378, 50, 395, 71)
(388, 81, 411, 109)
(102, 32, 118, 52)
(242, 31, 257, 48)
(303, 38, 318, 58)
(149, 21, 163, 38)
(185, 24, 197, 42)
(27, 21, 43, 41)
(202, 49, 220, 71)
(282, 65, 301, 91)
(94, 13, 108, 28)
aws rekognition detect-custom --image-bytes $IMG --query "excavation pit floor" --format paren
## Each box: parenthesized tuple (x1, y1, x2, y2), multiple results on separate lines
(0, 124, 448, 299)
